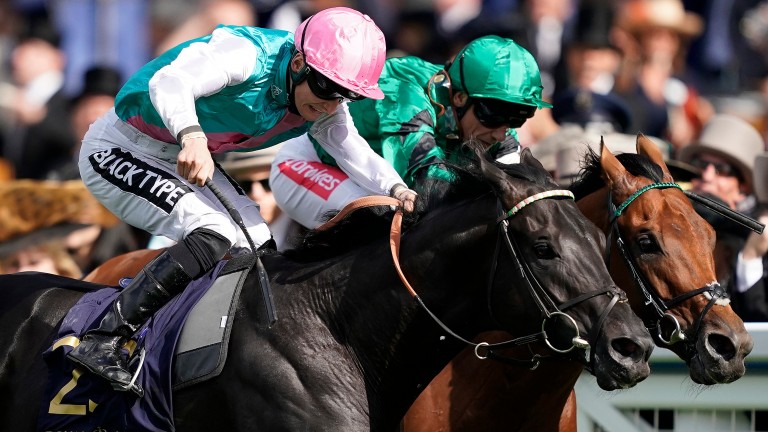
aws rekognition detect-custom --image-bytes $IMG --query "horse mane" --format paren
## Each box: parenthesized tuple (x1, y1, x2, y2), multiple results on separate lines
(569, 148, 665, 199)
(283, 151, 553, 261)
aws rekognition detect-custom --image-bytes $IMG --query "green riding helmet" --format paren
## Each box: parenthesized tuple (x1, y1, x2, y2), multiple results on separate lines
(447, 35, 553, 109)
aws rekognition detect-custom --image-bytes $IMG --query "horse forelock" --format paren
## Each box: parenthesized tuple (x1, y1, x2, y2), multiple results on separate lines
(570, 149, 665, 199)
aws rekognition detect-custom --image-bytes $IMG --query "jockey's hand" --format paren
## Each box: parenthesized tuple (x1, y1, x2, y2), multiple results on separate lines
(177, 132, 214, 187)
(391, 184, 417, 213)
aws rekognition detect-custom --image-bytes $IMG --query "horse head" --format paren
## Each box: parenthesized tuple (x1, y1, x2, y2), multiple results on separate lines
(467, 146, 652, 390)
(574, 134, 753, 384)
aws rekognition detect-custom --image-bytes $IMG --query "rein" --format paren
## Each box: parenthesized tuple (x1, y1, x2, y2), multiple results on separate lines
(606, 182, 728, 353)
(484, 191, 623, 369)
(386, 190, 622, 370)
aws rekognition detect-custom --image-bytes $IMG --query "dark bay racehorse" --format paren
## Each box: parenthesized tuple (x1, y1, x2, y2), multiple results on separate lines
(0, 149, 654, 431)
(402, 136, 753, 432)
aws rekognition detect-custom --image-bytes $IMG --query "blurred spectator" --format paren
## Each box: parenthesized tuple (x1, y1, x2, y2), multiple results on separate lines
(518, 0, 627, 151)
(0, 179, 119, 277)
(47, 66, 123, 181)
(65, 217, 151, 276)
(680, 114, 765, 211)
(50, 0, 148, 96)
(389, 7, 447, 63)
(452, 0, 575, 100)
(0, 4, 21, 129)
(530, 88, 668, 185)
(515, 0, 574, 100)
(614, 0, 712, 150)
(732, 152, 768, 321)
(551, 89, 632, 135)
(3, 12, 76, 179)
(0, 223, 83, 277)
(219, 144, 304, 250)
(679, 114, 766, 316)
(684, 0, 768, 96)
(560, 0, 622, 97)
(41, 66, 151, 274)
(153, 0, 255, 55)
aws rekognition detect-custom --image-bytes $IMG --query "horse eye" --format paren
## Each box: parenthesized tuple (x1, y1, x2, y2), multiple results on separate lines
(533, 242, 557, 259)
(636, 234, 660, 254)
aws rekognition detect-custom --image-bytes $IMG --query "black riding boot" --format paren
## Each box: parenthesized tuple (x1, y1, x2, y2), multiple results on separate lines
(67, 251, 192, 390)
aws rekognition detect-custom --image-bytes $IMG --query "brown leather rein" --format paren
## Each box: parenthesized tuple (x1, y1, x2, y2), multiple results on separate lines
(317, 193, 618, 369)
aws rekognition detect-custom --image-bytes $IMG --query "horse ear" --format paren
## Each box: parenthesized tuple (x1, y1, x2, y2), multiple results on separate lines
(520, 147, 558, 184)
(521, 147, 545, 171)
(599, 136, 629, 188)
(636, 134, 674, 182)
(470, 141, 516, 196)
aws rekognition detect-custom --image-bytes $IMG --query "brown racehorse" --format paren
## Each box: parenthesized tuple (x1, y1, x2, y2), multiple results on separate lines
(401, 135, 753, 432)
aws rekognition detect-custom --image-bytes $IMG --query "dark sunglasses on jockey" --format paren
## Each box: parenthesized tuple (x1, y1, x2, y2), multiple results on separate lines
(296, 13, 365, 103)
(452, 53, 536, 129)
(306, 68, 366, 102)
(471, 97, 537, 129)
(688, 156, 739, 179)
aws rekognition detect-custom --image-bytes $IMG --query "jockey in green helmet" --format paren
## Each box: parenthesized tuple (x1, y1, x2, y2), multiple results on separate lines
(445, 35, 552, 138)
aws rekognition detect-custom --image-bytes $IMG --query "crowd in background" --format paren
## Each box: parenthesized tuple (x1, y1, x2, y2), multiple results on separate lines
(0, 0, 766, 321)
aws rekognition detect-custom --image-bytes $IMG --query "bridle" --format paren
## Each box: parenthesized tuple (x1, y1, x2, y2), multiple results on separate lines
(389, 189, 626, 370)
(605, 182, 728, 357)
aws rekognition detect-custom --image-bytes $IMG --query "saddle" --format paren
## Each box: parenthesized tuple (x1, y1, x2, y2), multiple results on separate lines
(38, 254, 253, 432)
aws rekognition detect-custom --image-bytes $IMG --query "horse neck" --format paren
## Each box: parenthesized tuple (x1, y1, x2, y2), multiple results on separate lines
(498, 359, 583, 431)
(436, 331, 584, 431)
(351, 196, 501, 423)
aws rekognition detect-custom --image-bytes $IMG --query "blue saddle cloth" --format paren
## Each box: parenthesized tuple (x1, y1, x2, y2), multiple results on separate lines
(37, 260, 227, 432)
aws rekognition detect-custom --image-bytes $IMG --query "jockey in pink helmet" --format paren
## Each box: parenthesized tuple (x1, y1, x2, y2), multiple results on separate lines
(293, 7, 386, 100)
(69, 7, 415, 393)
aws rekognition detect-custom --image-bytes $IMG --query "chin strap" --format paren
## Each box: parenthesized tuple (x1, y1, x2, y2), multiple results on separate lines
(286, 51, 310, 115)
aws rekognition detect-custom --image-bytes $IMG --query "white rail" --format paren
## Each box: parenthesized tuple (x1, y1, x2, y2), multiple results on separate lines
(576, 323, 768, 432)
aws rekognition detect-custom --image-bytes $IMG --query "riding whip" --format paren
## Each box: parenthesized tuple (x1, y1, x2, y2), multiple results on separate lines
(685, 191, 765, 234)
(205, 179, 277, 326)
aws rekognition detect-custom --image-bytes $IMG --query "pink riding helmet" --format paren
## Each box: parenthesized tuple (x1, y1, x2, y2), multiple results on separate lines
(294, 7, 386, 100)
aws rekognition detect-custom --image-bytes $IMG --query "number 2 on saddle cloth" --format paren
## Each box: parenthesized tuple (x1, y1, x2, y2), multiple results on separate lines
(38, 260, 230, 431)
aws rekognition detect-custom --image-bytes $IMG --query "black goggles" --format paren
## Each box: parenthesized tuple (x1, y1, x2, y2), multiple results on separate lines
(239, 178, 271, 193)
(472, 98, 537, 129)
(688, 156, 739, 179)
(306, 68, 365, 102)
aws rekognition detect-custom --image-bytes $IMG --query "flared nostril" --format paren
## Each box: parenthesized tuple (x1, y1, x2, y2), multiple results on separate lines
(612, 337, 647, 363)
(708, 333, 737, 361)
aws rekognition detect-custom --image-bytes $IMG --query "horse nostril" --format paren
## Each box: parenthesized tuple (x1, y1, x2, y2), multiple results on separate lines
(708, 333, 736, 361)
(612, 337, 645, 362)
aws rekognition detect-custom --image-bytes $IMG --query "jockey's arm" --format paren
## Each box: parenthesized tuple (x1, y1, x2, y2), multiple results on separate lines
(148, 28, 258, 185)
(310, 103, 417, 210)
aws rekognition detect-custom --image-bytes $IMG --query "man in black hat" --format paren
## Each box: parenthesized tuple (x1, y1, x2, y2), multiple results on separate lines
(4, 12, 76, 180)
(47, 66, 122, 180)
(45, 66, 150, 276)
(558, 0, 623, 98)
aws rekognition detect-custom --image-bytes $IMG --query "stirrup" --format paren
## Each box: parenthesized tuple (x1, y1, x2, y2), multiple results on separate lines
(111, 348, 146, 398)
